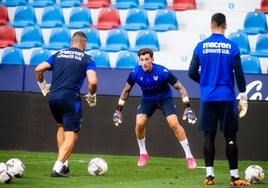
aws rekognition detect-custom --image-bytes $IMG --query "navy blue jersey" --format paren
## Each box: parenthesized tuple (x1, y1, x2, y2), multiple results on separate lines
(127, 63, 177, 101)
(189, 33, 245, 101)
(46, 47, 96, 100)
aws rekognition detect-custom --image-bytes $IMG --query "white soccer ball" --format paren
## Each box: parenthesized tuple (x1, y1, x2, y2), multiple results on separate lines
(245, 165, 265, 184)
(6, 158, 26, 178)
(88, 157, 108, 176)
(0, 162, 13, 184)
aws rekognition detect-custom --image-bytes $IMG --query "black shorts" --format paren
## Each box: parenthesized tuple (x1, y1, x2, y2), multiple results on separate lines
(198, 101, 239, 132)
(137, 97, 177, 118)
(49, 99, 82, 132)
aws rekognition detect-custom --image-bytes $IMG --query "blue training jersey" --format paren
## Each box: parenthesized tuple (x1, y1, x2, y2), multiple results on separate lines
(192, 33, 240, 101)
(127, 63, 177, 101)
(46, 47, 96, 100)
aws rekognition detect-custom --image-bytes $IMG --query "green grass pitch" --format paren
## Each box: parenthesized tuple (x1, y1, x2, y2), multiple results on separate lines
(0, 150, 267, 188)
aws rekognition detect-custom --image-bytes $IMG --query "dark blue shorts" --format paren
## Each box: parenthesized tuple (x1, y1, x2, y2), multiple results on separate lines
(137, 97, 177, 118)
(48, 99, 82, 132)
(198, 101, 239, 132)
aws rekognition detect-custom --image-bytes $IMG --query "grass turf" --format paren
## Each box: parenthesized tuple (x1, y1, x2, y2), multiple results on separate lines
(0, 150, 267, 188)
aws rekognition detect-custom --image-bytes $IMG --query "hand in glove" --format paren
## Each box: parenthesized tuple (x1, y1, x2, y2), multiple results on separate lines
(113, 110, 122, 127)
(238, 92, 248, 118)
(84, 93, 97, 107)
(183, 107, 197, 124)
(37, 80, 50, 96)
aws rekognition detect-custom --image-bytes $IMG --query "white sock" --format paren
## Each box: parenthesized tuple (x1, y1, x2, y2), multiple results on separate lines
(53, 160, 64, 173)
(63, 160, 68, 167)
(230, 169, 239, 178)
(206, 166, 215, 177)
(137, 138, 147, 154)
(179, 138, 193, 158)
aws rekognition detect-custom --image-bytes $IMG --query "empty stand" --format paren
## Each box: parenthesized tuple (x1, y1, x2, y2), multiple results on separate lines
(43, 27, 71, 50)
(141, 0, 167, 10)
(256, 0, 268, 14)
(152, 8, 178, 32)
(0, 5, 9, 26)
(250, 33, 268, 57)
(67, 7, 92, 29)
(241, 55, 262, 73)
(39, 5, 65, 28)
(91, 7, 121, 30)
(120, 8, 149, 31)
(81, 28, 101, 50)
(228, 31, 250, 55)
(30, 0, 56, 7)
(82, 0, 111, 9)
(111, 0, 139, 9)
(1, 47, 24, 65)
(0, 25, 17, 48)
(59, 0, 82, 7)
(29, 49, 51, 65)
(9, 5, 36, 28)
(101, 28, 130, 52)
(115, 50, 138, 68)
(88, 50, 110, 68)
(2, 0, 28, 7)
(167, 0, 196, 11)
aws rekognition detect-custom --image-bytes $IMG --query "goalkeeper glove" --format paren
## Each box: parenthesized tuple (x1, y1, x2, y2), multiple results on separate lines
(238, 92, 248, 118)
(113, 110, 122, 127)
(84, 93, 97, 107)
(37, 80, 50, 96)
(182, 97, 197, 124)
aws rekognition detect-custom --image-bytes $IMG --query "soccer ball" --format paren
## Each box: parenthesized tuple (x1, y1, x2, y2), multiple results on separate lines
(88, 157, 108, 176)
(0, 162, 13, 184)
(245, 165, 264, 184)
(6, 158, 26, 178)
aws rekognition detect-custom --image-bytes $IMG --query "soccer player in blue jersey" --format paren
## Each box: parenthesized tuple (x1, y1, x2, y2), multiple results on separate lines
(35, 31, 98, 177)
(112, 47, 197, 169)
(188, 13, 250, 186)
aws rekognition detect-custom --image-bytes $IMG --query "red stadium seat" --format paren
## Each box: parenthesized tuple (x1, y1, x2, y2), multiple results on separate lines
(82, 0, 111, 9)
(0, 5, 9, 26)
(167, 0, 196, 11)
(0, 25, 17, 48)
(256, 0, 268, 14)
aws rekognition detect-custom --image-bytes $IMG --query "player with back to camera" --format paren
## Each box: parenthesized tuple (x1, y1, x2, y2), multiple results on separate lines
(112, 47, 197, 169)
(188, 13, 250, 186)
(35, 31, 98, 177)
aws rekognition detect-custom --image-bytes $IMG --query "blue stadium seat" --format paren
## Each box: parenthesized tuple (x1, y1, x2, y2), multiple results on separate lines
(81, 28, 101, 51)
(140, 0, 167, 10)
(241, 55, 262, 74)
(39, 5, 65, 28)
(67, 7, 92, 29)
(8, 5, 36, 28)
(152, 9, 178, 32)
(111, 0, 139, 9)
(1, 47, 24, 65)
(43, 27, 71, 50)
(115, 51, 138, 68)
(130, 29, 160, 52)
(250, 33, 268, 57)
(14, 26, 43, 49)
(59, 0, 82, 7)
(30, 0, 56, 7)
(2, 0, 28, 7)
(228, 31, 250, 55)
(88, 50, 111, 68)
(29, 49, 51, 65)
(101, 28, 130, 52)
(120, 8, 149, 31)
(238, 11, 268, 35)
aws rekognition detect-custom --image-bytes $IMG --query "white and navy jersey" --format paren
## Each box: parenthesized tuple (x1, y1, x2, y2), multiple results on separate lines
(189, 33, 246, 101)
(46, 47, 96, 100)
(127, 63, 177, 101)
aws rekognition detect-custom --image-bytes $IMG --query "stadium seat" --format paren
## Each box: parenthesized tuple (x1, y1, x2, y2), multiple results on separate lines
(167, 0, 196, 11)
(130, 29, 160, 52)
(241, 55, 262, 74)
(59, 0, 82, 7)
(88, 50, 111, 68)
(81, 28, 101, 51)
(43, 27, 71, 50)
(152, 8, 178, 32)
(9, 5, 36, 28)
(0, 25, 17, 48)
(250, 33, 268, 57)
(115, 50, 138, 68)
(140, 0, 167, 10)
(0, 5, 9, 26)
(2, 0, 28, 7)
(30, 0, 56, 7)
(228, 31, 250, 55)
(255, 0, 268, 14)
(29, 49, 51, 65)
(67, 7, 92, 29)
(82, 0, 111, 9)
(1, 47, 24, 65)
(120, 8, 149, 31)
(39, 5, 65, 28)
(238, 11, 268, 35)
(13, 26, 44, 49)
(101, 28, 130, 52)
(91, 7, 121, 30)
(111, 0, 139, 9)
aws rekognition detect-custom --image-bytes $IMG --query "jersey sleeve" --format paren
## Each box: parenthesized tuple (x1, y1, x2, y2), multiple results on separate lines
(167, 72, 178, 86)
(87, 58, 96, 71)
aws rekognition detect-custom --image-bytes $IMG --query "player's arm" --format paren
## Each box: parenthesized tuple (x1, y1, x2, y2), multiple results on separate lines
(35, 61, 51, 96)
(188, 54, 200, 83)
(84, 69, 98, 107)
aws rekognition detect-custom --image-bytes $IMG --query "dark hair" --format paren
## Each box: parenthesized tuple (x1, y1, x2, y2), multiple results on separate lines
(137, 48, 153, 58)
(71, 31, 87, 43)
(211, 13, 226, 28)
